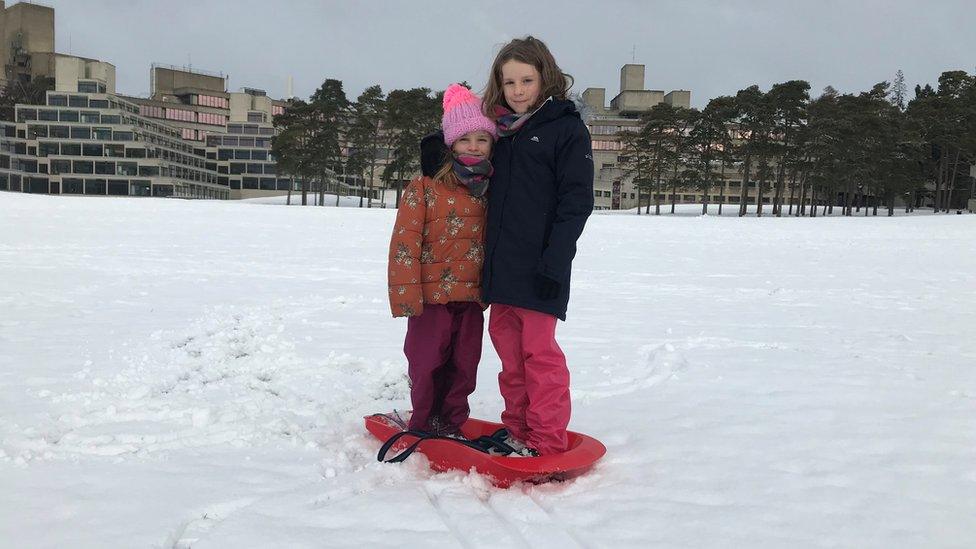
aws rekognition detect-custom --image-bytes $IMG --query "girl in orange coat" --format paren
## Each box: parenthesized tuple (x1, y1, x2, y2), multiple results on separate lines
(387, 84, 497, 435)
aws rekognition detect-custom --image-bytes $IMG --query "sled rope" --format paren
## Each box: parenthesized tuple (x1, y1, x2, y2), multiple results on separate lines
(375, 424, 521, 463)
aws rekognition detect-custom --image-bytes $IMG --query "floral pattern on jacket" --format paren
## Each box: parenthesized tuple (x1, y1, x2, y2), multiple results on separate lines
(388, 176, 487, 317)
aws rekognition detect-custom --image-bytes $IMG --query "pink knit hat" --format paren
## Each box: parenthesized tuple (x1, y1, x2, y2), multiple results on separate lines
(441, 83, 497, 147)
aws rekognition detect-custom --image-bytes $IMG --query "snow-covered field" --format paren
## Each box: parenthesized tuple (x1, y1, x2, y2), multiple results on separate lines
(1, 192, 974, 548)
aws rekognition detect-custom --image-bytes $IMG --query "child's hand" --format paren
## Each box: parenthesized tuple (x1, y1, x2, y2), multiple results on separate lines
(533, 273, 561, 300)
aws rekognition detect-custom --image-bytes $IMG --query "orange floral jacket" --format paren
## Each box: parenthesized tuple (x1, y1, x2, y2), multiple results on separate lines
(388, 176, 486, 317)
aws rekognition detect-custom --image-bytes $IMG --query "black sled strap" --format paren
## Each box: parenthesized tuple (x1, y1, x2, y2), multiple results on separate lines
(376, 428, 520, 463)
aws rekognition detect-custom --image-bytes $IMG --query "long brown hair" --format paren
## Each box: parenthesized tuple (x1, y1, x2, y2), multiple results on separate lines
(482, 36, 573, 118)
(433, 155, 459, 189)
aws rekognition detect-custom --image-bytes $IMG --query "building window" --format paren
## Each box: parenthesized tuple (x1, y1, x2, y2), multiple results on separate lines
(83, 179, 105, 194)
(272, 105, 285, 116)
(247, 112, 266, 123)
(197, 95, 229, 109)
(50, 160, 71, 175)
(70, 126, 91, 139)
(153, 184, 174, 197)
(107, 180, 129, 195)
(77, 81, 99, 94)
(140, 105, 164, 119)
(591, 140, 622, 151)
(89, 99, 109, 109)
(234, 149, 250, 160)
(60, 110, 80, 122)
(165, 108, 195, 122)
(39, 143, 60, 157)
(82, 144, 103, 157)
(198, 112, 227, 126)
(93, 127, 112, 140)
(69, 95, 88, 108)
(27, 124, 48, 138)
(39, 110, 58, 121)
(62, 178, 83, 194)
(117, 162, 138, 176)
(16, 108, 38, 122)
(62, 143, 81, 156)
(130, 181, 151, 196)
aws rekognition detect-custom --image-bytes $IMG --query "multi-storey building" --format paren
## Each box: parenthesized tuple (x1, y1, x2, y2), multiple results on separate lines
(1, 88, 225, 198)
(581, 64, 692, 210)
(582, 64, 813, 212)
(123, 65, 342, 200)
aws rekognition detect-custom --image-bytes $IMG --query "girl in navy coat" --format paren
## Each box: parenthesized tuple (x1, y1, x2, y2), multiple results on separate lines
(481, 36, 594, 455)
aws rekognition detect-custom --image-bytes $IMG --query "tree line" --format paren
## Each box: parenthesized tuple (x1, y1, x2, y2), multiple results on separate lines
(617, 70, 976, 216)
(271, 80, 441, 207)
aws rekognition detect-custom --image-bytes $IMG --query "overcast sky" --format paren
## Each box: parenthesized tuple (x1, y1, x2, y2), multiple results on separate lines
(37, 0, 976, 108)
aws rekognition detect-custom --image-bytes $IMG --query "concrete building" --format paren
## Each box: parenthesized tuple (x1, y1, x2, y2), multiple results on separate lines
(582, 64, 808, 212)
(120, 65, 338, 200)
(32, 52, 115, 94)
(0, 0, 54, 86)
(581, 64, 692, 210)
(1, 89, 226, 198)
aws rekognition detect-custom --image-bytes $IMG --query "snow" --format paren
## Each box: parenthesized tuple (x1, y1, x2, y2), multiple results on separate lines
(1, 191, 974, 548)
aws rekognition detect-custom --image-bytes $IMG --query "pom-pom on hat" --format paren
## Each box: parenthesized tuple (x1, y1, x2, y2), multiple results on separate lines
(441, 83, 498, 147)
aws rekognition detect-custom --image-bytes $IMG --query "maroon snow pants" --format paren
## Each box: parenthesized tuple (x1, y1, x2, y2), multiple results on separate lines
(404, 301, 484, 433)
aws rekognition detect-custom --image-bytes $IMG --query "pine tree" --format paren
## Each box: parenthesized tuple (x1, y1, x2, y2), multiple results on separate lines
(891, 69, 907, 111)
(346, 85, 385, 208)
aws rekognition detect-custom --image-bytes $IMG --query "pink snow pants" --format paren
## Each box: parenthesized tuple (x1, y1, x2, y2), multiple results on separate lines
(488, 304, 570, 455)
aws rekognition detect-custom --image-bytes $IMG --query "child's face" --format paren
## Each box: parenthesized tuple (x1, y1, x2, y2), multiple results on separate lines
(500, 60, 542, 114)
(452, 131, 492, 159)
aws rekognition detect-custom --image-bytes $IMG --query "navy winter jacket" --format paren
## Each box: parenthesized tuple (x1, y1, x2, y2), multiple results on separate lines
(482, 98, 594, 320)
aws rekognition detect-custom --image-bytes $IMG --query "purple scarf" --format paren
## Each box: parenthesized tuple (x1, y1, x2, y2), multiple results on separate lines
(452, 155, 493, 197)
(494, 99, 549, 137)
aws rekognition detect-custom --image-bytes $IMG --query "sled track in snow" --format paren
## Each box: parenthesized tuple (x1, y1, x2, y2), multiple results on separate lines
(526, 492, 594, 549)
(421, 485, 479, 549)
(419, 479, 592, 549)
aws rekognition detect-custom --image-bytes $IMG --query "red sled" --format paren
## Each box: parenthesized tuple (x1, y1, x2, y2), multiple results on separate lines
(365, 412, 606, 488)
